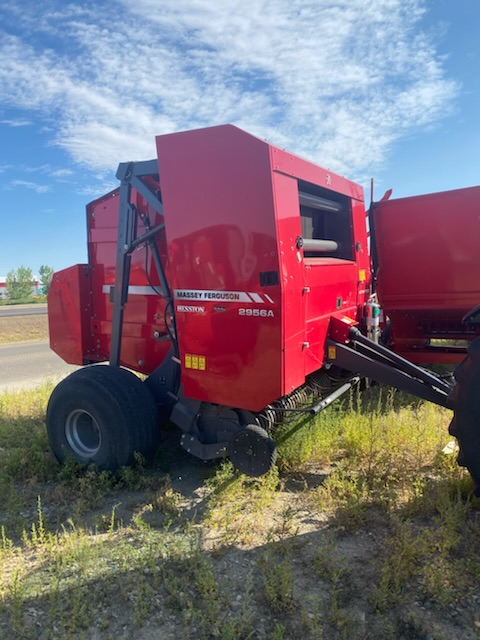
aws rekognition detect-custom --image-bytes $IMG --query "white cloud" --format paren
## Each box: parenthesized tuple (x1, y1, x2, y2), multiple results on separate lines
(0, 0, 458, 180)
(0, 118, 31, 127)
(49, 168, 74, 178)
(11, 180, 51, 194)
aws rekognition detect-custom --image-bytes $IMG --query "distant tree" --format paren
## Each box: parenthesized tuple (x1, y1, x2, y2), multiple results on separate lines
(39, 264, 54, 295)
(6, 265, 35, 300)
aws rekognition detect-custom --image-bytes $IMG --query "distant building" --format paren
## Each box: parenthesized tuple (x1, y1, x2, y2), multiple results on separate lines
(0, 277, 8, 300)
(0, 276, 41, 299)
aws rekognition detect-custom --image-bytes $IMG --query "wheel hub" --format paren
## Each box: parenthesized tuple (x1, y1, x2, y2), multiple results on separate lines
(65, 409, 101, 458)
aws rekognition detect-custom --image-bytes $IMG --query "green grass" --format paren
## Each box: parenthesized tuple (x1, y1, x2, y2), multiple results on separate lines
(0, 296, 47, 306)
(1, 382, 479, 639)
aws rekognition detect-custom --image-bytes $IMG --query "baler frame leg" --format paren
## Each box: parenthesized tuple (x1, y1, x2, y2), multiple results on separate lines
(110, 159, 173, 367)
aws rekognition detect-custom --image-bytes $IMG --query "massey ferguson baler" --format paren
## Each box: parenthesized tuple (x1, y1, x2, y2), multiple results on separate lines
(47, 124, 480, 489)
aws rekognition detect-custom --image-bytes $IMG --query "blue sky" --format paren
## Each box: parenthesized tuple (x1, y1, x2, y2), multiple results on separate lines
(0, 0, 478, 275)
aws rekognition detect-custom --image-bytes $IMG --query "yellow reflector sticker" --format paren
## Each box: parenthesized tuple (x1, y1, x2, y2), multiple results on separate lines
(359, 269, 366, 282)
(328, 346, 337, 360)
(185, 354, 206, 370)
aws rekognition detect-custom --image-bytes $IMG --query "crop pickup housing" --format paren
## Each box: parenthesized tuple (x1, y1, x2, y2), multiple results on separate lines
(47, 125, 480, 487)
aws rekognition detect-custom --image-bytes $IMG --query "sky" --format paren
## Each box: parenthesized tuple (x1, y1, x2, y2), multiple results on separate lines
(0, 0, 478, 275)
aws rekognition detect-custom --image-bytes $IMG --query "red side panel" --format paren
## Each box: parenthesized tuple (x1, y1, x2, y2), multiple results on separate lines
(156, 125, 368, 410)
(373, 186, 480, 360)
(270, 170, 305, 394)
(86, 185, 172, 373)
(270, 149, 368, 380)
(156, 125, 282, 411)
(48, 265, 93, 365)
(303, 260, 359, 372)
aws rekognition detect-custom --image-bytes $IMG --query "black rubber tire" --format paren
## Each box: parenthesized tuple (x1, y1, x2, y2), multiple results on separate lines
(448, 344, 480, 495)
(46, 366, 159, 470)
(227, 424, 277, 477)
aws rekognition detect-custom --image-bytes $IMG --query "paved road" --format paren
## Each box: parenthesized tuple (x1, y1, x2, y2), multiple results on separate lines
(0, 341, 78, 392)
(0, 304, 48, 317)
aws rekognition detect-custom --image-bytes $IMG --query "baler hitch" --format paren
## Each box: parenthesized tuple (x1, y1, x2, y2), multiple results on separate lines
(326, 328, 454, 410)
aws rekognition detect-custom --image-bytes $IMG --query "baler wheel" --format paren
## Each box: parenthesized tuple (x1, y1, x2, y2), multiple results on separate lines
(46, 366, 159, 471)
(228, 424, 277, 477)
(448, 343, 480, 495)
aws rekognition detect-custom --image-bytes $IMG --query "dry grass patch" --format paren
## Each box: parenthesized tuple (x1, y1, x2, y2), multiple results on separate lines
(0, 315, 48, 344)
(3, 383, 480, 640)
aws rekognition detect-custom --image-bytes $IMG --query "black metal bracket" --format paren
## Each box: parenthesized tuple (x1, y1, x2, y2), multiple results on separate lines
(180, 433, 228, 460)
(462, 304, 480, 326)
(326, 330, 454, 409)
(109, 160, 172, 367)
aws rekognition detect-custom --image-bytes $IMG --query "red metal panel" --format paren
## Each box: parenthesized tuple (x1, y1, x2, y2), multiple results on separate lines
(303, 260, 359, 373)
(373, 186, 480, 358)
(271, 146, 364, 201)
(351, 198, 371, 311)
(156, 125, 368, 408)
(270, 170, 305, 395)
(48, 264, 93, 365)
(156, 125, 282, 411)
(87, 179, 174, 373)
(270, 146, 368, 376)
(85, 182, 174, 373)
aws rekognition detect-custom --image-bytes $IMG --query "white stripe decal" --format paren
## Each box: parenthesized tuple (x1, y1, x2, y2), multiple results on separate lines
(102, 285, 275, 304)
(102, 284, 165, 296)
